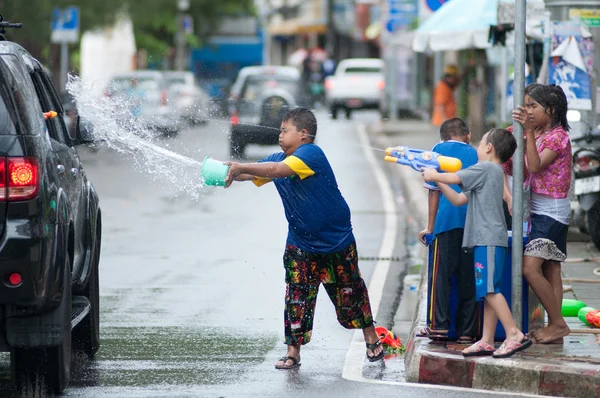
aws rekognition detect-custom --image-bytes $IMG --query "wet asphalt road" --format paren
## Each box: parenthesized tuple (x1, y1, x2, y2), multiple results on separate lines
(0, 110, 529, 397)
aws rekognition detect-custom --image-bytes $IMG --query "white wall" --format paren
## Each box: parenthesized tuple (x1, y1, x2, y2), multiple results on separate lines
(80, 17, 136, 97)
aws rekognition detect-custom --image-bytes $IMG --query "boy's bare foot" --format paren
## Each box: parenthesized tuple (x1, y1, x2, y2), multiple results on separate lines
(532, 324, 570, 344)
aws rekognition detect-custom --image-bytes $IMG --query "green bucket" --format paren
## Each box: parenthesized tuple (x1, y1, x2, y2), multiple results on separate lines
(201, 157, 230, 186)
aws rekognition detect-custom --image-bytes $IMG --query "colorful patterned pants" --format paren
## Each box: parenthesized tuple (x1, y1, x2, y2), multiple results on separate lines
(283, 241, 374, 346)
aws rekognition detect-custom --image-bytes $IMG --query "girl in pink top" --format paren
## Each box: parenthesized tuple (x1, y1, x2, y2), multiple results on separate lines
(511, 84, 572, 344)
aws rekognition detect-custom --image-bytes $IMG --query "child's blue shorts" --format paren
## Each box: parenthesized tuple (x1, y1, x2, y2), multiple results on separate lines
(473, 246, 506, 301)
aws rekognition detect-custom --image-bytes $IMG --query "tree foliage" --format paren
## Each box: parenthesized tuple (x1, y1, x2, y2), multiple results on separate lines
(0, 0, 255, 69)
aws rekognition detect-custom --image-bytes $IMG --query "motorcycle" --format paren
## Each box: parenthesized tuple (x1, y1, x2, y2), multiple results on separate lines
(570, 110, 600, 250)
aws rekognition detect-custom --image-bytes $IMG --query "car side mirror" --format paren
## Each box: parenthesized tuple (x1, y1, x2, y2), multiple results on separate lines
(73, 115, 95, 145)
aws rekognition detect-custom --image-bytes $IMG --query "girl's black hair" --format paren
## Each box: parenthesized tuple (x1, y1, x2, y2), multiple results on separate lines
(527, 84, 570, 132)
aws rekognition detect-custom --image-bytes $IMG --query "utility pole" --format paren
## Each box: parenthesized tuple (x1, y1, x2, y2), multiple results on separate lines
(175, 0, 190, 71)
(511, 0, 527, 329)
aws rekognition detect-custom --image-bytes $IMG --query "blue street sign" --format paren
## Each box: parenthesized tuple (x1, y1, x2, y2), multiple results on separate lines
(51, 7, 80, 43)
(386, 0, 418, 33)
(425, 0, 450, 12)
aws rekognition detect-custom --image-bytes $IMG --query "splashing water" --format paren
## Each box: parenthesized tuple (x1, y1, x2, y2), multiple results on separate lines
(67, 75, 208, 199)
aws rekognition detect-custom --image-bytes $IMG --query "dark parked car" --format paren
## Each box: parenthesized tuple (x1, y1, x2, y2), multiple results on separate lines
(0, 19, 101, 394)
(229, 66, 303, 158)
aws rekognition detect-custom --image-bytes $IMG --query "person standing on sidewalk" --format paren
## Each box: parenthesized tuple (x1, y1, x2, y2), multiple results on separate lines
(431, 65, 460, 127)
(224, 108, 384, 369)
(418, 118, 479, 343)
(511, 84, 572, 344)
(422, 128, 533, 358)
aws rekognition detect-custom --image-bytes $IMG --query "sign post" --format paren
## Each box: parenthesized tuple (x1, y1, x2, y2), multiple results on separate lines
(385, 0, 418, 121)
(51, 7, 80, 92)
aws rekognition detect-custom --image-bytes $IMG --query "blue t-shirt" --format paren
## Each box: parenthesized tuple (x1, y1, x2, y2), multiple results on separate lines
(257, 144, 354, 253)
(423, 140, 478, 235)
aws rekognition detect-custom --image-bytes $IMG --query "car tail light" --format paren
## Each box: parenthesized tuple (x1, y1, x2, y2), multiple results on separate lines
(6, 158, 39, 201)
(8, 272, 22, 286)
(325, 80, 334, 91)
(230, 112, 239, 125)
(377, 80, 385, 90)
(161, 90, 168, 105)
(574, 155, 600, 173)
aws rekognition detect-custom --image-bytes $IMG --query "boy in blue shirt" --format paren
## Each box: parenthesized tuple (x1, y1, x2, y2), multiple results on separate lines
(418, 118, 479, 343)
(224, 108, 384, 369)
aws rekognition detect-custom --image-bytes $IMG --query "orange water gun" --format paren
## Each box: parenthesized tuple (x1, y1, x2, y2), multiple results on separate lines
(43, 111, 57, 120)
(385, 146, 462, 173)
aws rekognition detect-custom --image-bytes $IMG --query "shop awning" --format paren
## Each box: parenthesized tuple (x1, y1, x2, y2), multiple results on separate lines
(412, 0, 497, 52)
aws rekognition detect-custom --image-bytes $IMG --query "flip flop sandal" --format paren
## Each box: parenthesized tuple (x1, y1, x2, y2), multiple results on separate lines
(416, 327, 448, 341)
(462, 340, 495, 357)
(274, 356, 301, 370)
(366, 340, 385, 362)
(492, 338, 533, 358)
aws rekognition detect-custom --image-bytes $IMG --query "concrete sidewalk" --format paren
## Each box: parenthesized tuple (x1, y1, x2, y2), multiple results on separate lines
(368, 119, 600, 397)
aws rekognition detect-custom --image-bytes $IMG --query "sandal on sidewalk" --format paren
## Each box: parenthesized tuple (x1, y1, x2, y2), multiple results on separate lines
(274, 356, 301, 370)
(492, 338, 532, 359)
(366, 340, 385, 362)
(416, 327, 448, 341)
(462, 340, 495, 357)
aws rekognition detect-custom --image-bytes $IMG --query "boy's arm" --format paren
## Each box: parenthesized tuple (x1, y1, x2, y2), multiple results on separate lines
(503, 174, 513, 215)
(225, 161, 295, 187)
(419, 189, 440, 245)
(438, 182, 468, 206)
(422, 168, 468, 206)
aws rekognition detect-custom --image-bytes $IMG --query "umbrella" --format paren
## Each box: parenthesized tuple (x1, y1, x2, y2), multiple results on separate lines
(412, 0, 498, 52)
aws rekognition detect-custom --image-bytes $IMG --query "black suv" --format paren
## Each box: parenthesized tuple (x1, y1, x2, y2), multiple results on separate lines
(0, 18, 101, 394)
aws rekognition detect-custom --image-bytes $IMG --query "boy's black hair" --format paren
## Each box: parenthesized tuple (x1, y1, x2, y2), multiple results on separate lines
(486, 128, 517, 164)
(282, 107, 317, 140)
(527, 84, 570, 132)
(439, 118, 469, 141)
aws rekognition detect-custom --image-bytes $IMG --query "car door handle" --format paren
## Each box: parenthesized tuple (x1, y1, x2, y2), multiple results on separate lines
(70, 168, 79, 177)
(57, 165, 65, 174)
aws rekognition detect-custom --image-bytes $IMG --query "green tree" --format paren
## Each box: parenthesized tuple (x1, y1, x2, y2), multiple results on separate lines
(0, 0, 255, 73)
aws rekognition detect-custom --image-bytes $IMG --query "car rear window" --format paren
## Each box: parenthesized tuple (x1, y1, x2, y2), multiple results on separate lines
(0, 54, 45, 135)
(241, 76, 299, 101)
(344, 66, 381, 73)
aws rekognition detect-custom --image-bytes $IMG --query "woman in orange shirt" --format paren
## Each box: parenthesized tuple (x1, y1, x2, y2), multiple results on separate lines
(432, 65, 460, 127)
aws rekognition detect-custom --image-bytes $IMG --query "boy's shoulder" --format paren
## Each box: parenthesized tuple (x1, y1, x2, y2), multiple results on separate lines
(434, 140, 477, 161)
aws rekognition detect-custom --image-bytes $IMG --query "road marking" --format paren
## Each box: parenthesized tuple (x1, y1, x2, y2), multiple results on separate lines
(342, 123, 396, 382)
(341, 124, 540, 397)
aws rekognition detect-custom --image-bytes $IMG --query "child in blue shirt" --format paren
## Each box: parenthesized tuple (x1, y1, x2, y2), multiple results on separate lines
(418, 118, 479, 343)
(224, 108, 384, 369)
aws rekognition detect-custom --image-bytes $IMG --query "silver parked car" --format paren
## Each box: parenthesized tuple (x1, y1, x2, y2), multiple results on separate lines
(104, 70, 181, 136)
(163, 71, 210, 125)
(229, 67, 303, 158)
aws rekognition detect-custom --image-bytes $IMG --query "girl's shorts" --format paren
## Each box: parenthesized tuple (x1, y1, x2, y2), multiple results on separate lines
(525, 214, 568, 262)
(473, 246, 506, 301)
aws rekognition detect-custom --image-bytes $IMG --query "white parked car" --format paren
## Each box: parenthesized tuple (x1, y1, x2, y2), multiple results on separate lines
(163, 71, 210, 124)
(105, 70, 181, 136)
(324, 58, 384, 119)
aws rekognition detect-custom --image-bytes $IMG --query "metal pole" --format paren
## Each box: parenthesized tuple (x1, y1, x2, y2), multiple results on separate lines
(511, 0, 527, 329)
(390, 44, 398, 121)
(60, 42, 68, 92)
(175, 13, 185, 71)
(500, 46, 508, 124)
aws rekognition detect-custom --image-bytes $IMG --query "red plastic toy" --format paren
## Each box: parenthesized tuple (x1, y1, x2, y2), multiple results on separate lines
(375, 326, 402, 349)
